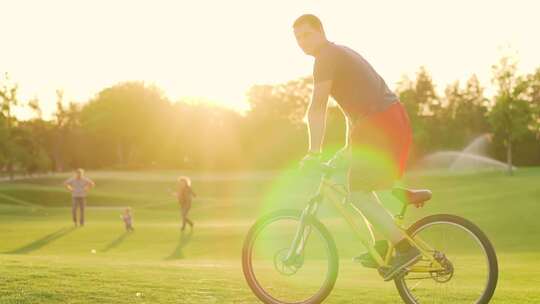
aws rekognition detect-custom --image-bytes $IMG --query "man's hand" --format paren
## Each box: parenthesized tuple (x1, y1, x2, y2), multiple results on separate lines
(327, 146, 351, 169)
(300, 151, 323, 171)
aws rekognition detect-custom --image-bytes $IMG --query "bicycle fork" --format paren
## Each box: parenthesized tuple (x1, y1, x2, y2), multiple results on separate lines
(283, 195, 321, 266)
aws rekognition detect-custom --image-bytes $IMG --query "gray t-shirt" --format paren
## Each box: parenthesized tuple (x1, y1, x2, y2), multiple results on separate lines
(65, 177, 94, 198)
(313, 42, 398, 120)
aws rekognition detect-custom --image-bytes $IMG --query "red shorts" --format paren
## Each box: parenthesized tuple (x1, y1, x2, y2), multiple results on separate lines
(349, 102, 412, 191)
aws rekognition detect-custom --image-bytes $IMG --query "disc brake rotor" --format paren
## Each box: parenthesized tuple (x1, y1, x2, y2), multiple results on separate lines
(273, 248, 303, 276)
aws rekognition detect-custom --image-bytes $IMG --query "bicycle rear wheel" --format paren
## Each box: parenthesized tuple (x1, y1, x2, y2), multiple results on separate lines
(395, 214, 498, 304)
(242, 209, 339, 304)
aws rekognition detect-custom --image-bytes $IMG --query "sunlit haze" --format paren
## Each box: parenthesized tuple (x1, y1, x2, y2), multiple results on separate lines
(2, 0, 540, 119)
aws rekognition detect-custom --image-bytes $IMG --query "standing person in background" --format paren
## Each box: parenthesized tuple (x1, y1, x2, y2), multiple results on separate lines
(64, 168, 95, 227)
(174, 176, 196, 232)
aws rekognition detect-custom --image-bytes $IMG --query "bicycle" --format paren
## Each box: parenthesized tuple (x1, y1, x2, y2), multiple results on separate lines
(242, 164, 498, 304)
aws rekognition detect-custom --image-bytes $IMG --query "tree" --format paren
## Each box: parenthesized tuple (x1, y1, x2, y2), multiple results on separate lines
(80, 81, 171, 167)
(247, 76, 312, 126)
(0, 73, 20, 179)
(11, 121, 51, 175)
(21, 98, 53, 174)
(488, 57, 532, 175)
(165, 101, 245, 170)
(442, 75, 489, 149)
(0, 113, 7, 169)
(51, 90, 82, 171)
(397, 67, 440, 117)
(245, 77, 312, 168)
(524, 68, 540, 139)
(0, 73, 18, 129)
(28, 98, 42, 119)
(396, 67, 440, 158)
(459, 75, 490, 135)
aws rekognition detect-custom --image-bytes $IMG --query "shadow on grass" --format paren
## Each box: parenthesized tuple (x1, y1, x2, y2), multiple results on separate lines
(5, 227, 76, 254)
(101, 231, 132, 252)
(164, 230, 194, 260)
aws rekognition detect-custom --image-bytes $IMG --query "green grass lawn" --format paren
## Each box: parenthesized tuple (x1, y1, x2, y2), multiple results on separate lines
(0, 168, 539, 303)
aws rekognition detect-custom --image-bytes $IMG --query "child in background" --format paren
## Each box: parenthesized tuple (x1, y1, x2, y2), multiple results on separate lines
(175, 176, 196, 231)
(121, 207, 134, 232)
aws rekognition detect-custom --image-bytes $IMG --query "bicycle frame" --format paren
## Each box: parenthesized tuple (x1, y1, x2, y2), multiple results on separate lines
(284, 173, 445, 273)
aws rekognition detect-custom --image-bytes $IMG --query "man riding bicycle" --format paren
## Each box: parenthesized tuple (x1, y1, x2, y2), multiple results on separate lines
(293, 14, 419, 281)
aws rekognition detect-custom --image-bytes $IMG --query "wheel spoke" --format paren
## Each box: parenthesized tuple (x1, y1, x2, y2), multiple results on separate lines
(395, 216, 497, 304)
(242, 211, 338, 304)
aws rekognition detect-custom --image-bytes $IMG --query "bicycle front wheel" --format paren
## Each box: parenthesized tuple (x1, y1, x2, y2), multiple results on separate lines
(242, 209, 339, 304)
(395, 214, 498, 304)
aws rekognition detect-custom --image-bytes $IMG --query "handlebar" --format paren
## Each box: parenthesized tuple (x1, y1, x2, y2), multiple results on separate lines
(301, 162, 337, 178)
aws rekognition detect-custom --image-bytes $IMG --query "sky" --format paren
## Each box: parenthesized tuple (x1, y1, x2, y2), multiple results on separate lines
(1, 0, 540, 119)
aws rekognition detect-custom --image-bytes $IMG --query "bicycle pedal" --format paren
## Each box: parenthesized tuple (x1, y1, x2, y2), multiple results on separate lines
(352, 256, 378, 268)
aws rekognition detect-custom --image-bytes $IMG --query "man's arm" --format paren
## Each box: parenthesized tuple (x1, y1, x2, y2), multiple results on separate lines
(85, 178, 96, 191)
(307, 80, 332, 153)
(337, 117, 353, 159)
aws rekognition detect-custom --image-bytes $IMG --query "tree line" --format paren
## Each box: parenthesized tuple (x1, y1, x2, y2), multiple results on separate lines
(1, 57, 539, 177)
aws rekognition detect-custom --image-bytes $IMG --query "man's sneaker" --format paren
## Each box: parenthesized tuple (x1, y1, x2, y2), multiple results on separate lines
(353, 240, 389, 268)
(382, 246, 421, 281)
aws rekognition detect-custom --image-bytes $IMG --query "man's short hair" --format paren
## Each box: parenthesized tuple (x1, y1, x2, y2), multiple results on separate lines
(293, 14, 325, 34)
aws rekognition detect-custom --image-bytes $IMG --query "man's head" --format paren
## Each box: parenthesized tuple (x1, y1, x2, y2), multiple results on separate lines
(75, 168, 84, 179)
(293, 14, 328, 56)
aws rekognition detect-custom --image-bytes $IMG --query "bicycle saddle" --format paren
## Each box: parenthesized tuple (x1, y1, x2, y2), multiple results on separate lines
(392, 188, 432, 207)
